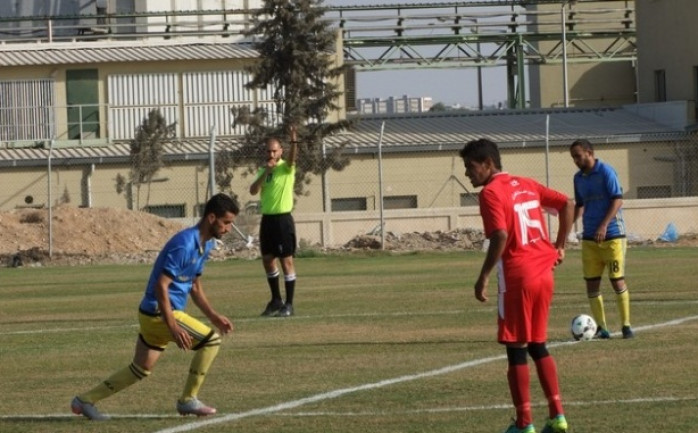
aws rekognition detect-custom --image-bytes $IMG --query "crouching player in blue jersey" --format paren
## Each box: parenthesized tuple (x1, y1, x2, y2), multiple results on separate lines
(71, 193, 240, 420)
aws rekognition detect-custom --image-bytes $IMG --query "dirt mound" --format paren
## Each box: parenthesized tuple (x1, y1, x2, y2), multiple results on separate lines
(2, 206, 696, 267)
(0, 206, 187, 266)
(342, 228, 487, 252)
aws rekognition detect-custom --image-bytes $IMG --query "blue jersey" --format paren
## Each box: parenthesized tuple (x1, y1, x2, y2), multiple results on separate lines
(138, 225, 214, 315)
(573, 159, 626, 240)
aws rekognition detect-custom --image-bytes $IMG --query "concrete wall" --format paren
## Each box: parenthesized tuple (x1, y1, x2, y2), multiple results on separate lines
(0, 139, 687, 213)
(291, 197, 698, 248)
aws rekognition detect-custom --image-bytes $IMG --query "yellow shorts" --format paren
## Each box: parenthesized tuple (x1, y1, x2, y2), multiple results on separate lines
(581, 238, 626, 281)
(138, 310, 215, 350)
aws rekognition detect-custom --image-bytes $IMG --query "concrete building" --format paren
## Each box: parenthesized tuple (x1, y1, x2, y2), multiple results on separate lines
(0, 1, 697, 247)
(635, 0, 698, 121)
(527, 0, 637, 109)
(356, 95, 433, 115)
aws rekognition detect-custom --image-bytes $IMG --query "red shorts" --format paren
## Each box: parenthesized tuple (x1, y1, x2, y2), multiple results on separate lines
(497, 269, 554, 344)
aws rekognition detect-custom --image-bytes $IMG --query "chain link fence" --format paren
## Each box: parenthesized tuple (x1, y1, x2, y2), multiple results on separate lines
(1, 128, 697, 256)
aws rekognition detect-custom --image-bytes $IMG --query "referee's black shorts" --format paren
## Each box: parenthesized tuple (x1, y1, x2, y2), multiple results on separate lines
(259, 213, 296, 258)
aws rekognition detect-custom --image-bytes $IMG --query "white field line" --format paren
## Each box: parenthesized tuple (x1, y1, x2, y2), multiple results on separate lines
(282, 395, 698, 417)
(3, 396, 694, 421)
(2, 315, 697, 426)
(3, 300, 698, 337)
(149, 314, 698, 433)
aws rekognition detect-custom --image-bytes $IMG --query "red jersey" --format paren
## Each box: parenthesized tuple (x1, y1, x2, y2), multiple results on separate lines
(479, 172, 568, 280)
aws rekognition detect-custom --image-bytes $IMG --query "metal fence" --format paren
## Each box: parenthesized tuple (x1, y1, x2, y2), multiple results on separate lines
(1, 127, 697, 258)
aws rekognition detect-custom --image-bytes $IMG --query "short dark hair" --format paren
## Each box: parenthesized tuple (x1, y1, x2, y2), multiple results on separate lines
(570, 139, 594, 152)
(459, 138, 502, 170)
(203, 193, 240, 218)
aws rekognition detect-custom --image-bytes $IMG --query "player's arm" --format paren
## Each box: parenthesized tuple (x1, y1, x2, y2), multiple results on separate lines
(249, 168, 267, 195)
(554, 199, 575, 264)
(190, 277, 233, 335)
(594, 197, 622, 242)
(571, 179, 584, 224)
(573, 204, 583, 224)
(474, 229, 507, 303)
(594, 168, 624, 241)
(288, 125, 298, 167)
(155, 273, 192, 350)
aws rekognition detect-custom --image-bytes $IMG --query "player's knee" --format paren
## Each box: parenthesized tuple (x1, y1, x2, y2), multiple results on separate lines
(506, 346, 528, 365)
(192, 331, 222, 351)
(527, 343, 549, 360)
(610, 279, 626, 294)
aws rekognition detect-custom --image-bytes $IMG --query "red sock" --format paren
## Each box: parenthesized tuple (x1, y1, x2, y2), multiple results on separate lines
(534, 355, 564, 418)
(507, 363, 532, 427)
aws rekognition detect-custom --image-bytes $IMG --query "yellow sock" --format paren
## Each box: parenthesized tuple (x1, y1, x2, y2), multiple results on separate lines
(588, 295, 607, 330)
(616, 289, 631, 327)
(180, 336, 221, 402)
(80, 363, 150, 404)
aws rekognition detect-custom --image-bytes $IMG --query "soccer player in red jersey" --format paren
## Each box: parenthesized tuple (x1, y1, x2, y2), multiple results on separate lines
(459, 139, 574, 433)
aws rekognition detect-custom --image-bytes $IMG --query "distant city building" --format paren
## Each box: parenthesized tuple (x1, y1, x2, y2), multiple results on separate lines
(357, 95, 433, 114)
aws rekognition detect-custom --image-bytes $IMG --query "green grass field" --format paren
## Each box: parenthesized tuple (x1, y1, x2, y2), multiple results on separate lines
(2, 248, 697, 433)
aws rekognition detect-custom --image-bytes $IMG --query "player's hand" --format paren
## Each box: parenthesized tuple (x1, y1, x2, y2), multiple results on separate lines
(171, 325, 192, 350)
(289, 124, 297, 142)
(474, 275, 489, 302)
(213, 315, 234, 335)
(555, 248, 566, 266)
(594, 225, 607, 243)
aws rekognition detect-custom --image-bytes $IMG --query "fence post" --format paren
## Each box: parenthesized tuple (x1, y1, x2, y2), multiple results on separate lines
(378, 121, 385, 249)
(208, 123, 216, 196)
(48, 139, 55, 259)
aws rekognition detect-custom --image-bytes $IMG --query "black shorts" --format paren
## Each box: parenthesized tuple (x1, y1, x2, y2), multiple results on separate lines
(259, 213, 296, 258)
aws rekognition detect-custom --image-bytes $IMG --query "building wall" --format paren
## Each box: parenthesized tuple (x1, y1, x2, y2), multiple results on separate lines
(636, 0, 698, 112)
(0, 139, 682, 213)
(527, 1, 636, 108)
(293, 197, 698, 247)
(0, 52, 347, 145)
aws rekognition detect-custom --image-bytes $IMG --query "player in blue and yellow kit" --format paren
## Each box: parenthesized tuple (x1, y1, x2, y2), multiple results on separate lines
(570, 139, 634, 339)
(71, 193, 240, 420)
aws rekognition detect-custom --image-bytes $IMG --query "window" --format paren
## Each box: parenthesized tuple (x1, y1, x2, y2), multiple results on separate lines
(460, 192, 479, 207)
(331, 197, 367, 211)
(145, 204, 186, 218)
(383, 195, 417, 209)
(654, 69, 667, 102)
(637, 185, 671, 199)
(0, 79, 55, 142)
(66, 69, 100, 139)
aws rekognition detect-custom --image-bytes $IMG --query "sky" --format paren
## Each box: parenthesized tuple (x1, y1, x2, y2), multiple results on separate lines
(354, 67, 508, 108)
(325, 0, 510, 107)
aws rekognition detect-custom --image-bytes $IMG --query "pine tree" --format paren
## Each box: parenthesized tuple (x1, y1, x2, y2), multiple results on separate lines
(225, 0, 353, 197)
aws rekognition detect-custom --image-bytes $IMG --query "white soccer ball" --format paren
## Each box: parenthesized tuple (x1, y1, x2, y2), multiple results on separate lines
(570, 314, 597, 341)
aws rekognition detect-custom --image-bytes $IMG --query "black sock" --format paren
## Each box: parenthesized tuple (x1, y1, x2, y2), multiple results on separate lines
(284, 277, 296, 305)
(267, 271, 282, 301)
